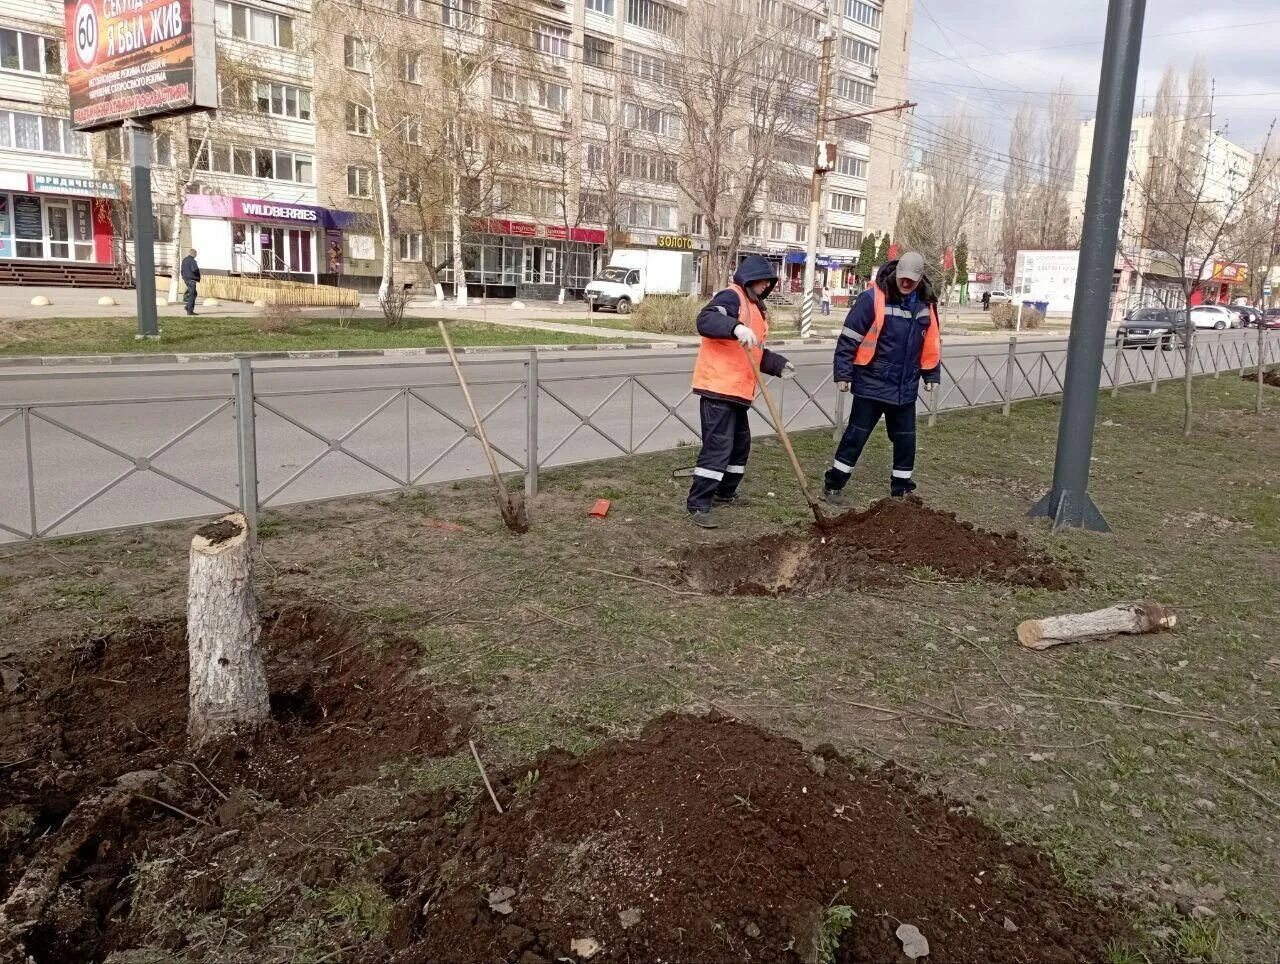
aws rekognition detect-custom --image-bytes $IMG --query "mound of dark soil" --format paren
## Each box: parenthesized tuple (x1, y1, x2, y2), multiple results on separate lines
(0, 602, 465, 962)
(1242, 369, 1280, 387)
(389, 713, 1126, 964)
(681, 497, 1075, 595)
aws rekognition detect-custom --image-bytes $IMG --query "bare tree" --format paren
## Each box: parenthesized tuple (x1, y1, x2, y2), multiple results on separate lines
(580, 95, 632, 262)
(1001, 104, 1037, 288)
(654, 0, 810, 292)
(1031, 82, 1080, 249)
(1131, 64, 1278, 434)
(900, 111, 983, 305)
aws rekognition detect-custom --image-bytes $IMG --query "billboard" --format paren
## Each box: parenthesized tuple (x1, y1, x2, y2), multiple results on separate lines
(64, 0, 217, 131)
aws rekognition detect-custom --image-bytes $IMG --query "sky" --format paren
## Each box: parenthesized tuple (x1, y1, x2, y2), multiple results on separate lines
(904, 0, 1280, 163)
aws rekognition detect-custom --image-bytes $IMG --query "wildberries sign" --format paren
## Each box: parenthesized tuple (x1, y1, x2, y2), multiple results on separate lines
(65, 0, 217, 131)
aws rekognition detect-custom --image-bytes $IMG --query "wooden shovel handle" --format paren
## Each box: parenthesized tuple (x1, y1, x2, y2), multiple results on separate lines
(438, 321, 512, 500)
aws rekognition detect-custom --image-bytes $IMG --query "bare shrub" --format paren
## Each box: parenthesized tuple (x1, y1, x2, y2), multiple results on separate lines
(631, 295, 701, 335)
(254, 303, 303, 335)
(380, 284, 415, 328)
(990, 302, 1044, 330)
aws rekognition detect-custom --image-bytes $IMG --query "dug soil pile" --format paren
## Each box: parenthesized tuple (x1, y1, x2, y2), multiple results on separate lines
(681, 496, 1075, 595)
(0, 603, 464, 962)
(389, 713, 1126, 963)
(1242, 369, 1280, 388)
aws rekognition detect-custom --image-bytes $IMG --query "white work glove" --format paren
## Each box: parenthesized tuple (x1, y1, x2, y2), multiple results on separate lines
(781, 361, 797, 380)
(835, 381, 851, 393)
(733, 324, 759, 349)
(924, 382, 936, 393)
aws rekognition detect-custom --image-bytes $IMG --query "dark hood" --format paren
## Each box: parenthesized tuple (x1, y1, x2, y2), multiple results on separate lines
(733, 255, 778, 300)
(876, 259, 937, 305)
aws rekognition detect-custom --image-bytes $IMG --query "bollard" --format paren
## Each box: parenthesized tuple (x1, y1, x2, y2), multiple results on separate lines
(525, 349, 539, 498)
(233, 357, 259, 539)
(1003, 336, 1018, 416)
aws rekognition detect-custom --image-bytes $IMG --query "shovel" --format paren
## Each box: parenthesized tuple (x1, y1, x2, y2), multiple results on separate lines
(742, 344, 830, 530)
(438, 321, 529, 534)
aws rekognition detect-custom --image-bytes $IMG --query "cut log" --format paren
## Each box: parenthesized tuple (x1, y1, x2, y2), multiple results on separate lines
(1017, 600, 1176, 651)
(187, 512, 270, 744)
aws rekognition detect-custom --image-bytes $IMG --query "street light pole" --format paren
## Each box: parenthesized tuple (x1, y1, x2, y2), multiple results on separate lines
(799, 11, 833, 340)
(126, 118, 160, 340)
(1029, 0, 1147, 531)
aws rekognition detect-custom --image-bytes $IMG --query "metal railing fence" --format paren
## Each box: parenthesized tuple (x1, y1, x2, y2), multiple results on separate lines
(0, 329, 1274, 545)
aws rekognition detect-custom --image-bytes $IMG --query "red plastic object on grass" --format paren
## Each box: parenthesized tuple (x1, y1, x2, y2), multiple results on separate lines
(589, 499, 611, 519)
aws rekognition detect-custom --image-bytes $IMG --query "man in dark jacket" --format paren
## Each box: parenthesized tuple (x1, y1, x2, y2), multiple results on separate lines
(823, 252, 941, 503)
(180, 249, 201, 316)
(686, 255, 795, 528)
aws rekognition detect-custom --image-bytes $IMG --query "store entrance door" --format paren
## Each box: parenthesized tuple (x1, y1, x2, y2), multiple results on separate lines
(45, 201, 71, 260)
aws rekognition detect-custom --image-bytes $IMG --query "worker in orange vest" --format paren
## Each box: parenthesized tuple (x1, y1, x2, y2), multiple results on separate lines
(686, 255, 796, 528)
(823, 251, 941, 504)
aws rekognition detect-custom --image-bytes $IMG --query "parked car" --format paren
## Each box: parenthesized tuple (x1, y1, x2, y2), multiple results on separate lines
(1189, 305, 1238, 330)
(987, 290, 1011, 305)
(1229, 305, 1263, 327)
(1114, 307, 1189, 350)
(1262, 308, 1280, 330)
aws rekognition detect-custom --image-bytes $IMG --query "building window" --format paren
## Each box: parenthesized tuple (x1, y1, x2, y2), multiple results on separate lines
(153, 204, 176, 243)
(537, 81, 569, 112)
(533, 22, 571, 58)
(777, 47, 817, 85)
(769, 220, 785, 241)
(347, 165, 372, 198)
(190, 136, 312, 182)
(829, 192, 865, 214)
(154, 130, 174, 166)
(621, 101, 679, 137)
(796, 223, 807, 243)
(535, 134, 565, 166)
(398, 173, 419, 202)
(829, 227, 862, 249)
(492, 69, 520, 103)
(346, 102, 371, 135)
(769, 179, 808, 206)
(742, 216, 762, 237)
(691, 213, 704, 236)
(842, 37, 877, 67)
(215, 2, 294, 48)
(831, 117, 871, 142)
(396, 0, 419, 15)
(621, 198, 677, 230)
(619, 149, 676, 183)
(584, 35, 614, 69)
(626, 0, 680, 35)
(836, 154, 867, 178)
(344, 35, 370, 72)
(0, 111, 86, 156)
(586, 0, 614, 14)
(583, 89, 611, 122)
(404, 120, 421, 145)
(622, 49, 673, 86)
(252, 80, 312, 120)
(0, 29, 60, 75)
(400, 50, 421, 83)
(442, 0, 479, 29)
(837, 76, 874, 105)
(399, 232, 423, 260)
(844, 0, 881, 28)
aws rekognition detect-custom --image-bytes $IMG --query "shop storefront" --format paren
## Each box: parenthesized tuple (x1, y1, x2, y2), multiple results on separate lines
(434, 219, 607, 300)
(182, 195, 356, 282)
(0, 173, 118, 265)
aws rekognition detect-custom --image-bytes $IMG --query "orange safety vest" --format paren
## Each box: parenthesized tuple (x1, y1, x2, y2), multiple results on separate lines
(691, 283, 768, 401)
(853, 285, 942, 370)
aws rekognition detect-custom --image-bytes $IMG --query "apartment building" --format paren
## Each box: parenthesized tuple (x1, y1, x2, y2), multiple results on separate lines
(1, 0, 911, 296)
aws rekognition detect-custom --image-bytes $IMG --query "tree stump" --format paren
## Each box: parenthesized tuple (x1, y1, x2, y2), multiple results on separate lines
(187, 513, 270, 744)
(1017, 600, 1176, 650)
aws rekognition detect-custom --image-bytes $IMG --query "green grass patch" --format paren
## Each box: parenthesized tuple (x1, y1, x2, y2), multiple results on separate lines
(0, 316, 630, 356)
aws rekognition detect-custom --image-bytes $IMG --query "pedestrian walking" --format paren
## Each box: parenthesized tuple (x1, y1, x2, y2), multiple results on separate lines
(823, 251, 941, 503)
(686, 255, 796, 529)
(181, 249, 201, 316)
(820, 284, 832, 316)
(981, 289, 991, 311)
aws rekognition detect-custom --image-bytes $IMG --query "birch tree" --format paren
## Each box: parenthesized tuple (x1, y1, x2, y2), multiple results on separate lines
(1030, 83, 1080, 250)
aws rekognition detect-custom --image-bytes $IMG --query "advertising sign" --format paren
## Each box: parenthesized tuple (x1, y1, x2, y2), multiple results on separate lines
(30, 174, 121, 199)
(1210, 261, 1248, 284)
(64, 0, 217, 131)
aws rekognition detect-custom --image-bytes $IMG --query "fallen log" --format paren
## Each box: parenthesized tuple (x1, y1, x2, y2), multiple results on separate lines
(1017, 600, 1176, 651)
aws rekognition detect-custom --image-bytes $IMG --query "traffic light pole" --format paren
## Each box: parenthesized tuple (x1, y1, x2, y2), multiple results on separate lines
(1029, 0, 1146, 532)
(798, 14, 833, 340)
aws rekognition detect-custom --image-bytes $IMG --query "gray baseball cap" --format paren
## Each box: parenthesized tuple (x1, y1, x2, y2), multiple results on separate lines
(897, 252, 925, 283)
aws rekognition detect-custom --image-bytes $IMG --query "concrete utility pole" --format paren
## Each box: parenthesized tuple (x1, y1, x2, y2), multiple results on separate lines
(1029, 0, 1146, 532)
(798, 10, 833, 340)
(126, 118, 160, 340)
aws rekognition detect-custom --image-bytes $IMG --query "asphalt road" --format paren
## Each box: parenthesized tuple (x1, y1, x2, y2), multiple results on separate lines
(0, 329, 1264, 543)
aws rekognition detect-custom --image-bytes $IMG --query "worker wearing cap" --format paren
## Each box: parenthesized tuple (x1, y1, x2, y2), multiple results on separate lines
(823, 251, 941, 503)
